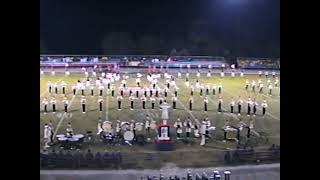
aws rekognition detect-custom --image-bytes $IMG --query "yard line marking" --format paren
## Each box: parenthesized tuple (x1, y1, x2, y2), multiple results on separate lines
(53, 94, 77, 137)
(53, 77, 86, 137)
(158, 82, 200, 125)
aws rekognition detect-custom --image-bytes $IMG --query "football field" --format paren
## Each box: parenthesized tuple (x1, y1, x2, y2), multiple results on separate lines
(40, 70, 280, 154)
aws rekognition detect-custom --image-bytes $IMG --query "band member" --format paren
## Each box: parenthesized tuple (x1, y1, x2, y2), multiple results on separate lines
(245, 79, 249, 90)
(220, 71, 224, 77)
(90, 86, 94, 96)
(189, 97, 193, 111)
(121, 79, 126, 88)
(207, 70, 211, 77)
(81, 85, 85, 96)
(54, 83, 58, 94)
(158, 96, 164, 108)
(258, 79, 262, 87)
(164, 87, 168, 97)
(204, 96, 209, 112)
(72, 85, 76, 96)
(178, 71, 182, 78)
(206, 85, 210, 95)
(51, 71, 55, 76)
(111, 86, 115, 97)
(259, 70, 262, 77)
(135, 88, 140, 98)
(251, 80, 256, 92)
(265, 71, 269, 78)
(141, 95, 147, 109)
(247, 97, 252, 116)
(185, 77, 190, 87)
(42, 97, 48, 114)
(190, 85, 194, 96)
(96, 77, 101, 87)
(174, 86, 178, 97)
(212, 84, 217, 95)
(81, 96, 86, 113)
(150, 97, 156, 109)
(50, 97, 56, 113)
(63, 96, 69, 113)
(136, 77, 141, 87)
(172, 96, 177, 110)
(98, 96, 103, 112)
(145, 118, 151, 138)
(143, 87, 148, 97)
(230, 98, 235, 113)
(253, 98, 258, 117)
(155, 87, 160, 97)
(186, 72, 189, 78)
(275, 77, 279, 87)
(117, 95, 122, 111)
(107, 81, 110, 89)
(61, 81, 66, 95)
(129, 95, 135, 110)
(218, 82, 222, 94)
(261, 99, 268, 116)
(48, 81, 52, 94)
(195, 79, 200, 89)
(97, 118, 103, 136)
(174, 117, 183, 139)
(92, 71, 97, 77)
(197, 70, 201, 78)
(119, 87, 124, 97)
(200, 85, 203, 97)
(267, 79, 271, 86)
(48, 121, 54, 143)
(237, 96, 243, 116)
(66, 122, 73, 137)
(218, 96, 223, 113)
(86, 78, 90, 87)
(240, 70, 244, 77)
(193, 122, 200, 138)
(130, 120, 136, 139)
(184, 118, 192, 138)
(268, 84, 273, 95)
(116, 120, 121, 137)
(259, 83, 264, 94)
(84, 71, 89, 78)
(44, 124, 52, 148)
(166, 79, 170, 89)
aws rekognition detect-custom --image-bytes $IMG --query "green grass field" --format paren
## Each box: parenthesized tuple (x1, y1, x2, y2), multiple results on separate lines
(40, 72, 280, 155)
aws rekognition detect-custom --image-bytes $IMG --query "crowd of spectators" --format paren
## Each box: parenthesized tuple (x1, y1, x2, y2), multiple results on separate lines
(40, 149, 122, 169)
(237, 58, 280, 69)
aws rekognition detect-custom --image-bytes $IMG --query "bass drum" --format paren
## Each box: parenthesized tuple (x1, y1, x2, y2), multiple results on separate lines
(123, 131, 134, 141)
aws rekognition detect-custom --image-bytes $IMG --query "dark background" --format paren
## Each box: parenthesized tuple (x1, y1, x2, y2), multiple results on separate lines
(40, 0, 280, 57)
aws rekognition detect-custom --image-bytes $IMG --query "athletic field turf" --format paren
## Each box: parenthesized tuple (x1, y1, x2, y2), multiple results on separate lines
(40, 72, 280, 155)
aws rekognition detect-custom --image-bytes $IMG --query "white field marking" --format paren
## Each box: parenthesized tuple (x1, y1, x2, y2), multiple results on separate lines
(158, 82, 200, 125)
(40, 75, 66, 97)
(53, 93, 77, 137)
(53, 77, 86, 137)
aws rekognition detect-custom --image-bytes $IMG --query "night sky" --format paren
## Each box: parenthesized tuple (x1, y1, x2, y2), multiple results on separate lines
(40, 0, 280, 56)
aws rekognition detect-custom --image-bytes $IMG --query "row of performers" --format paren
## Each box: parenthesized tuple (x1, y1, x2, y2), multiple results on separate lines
(42, 95, 268, 116)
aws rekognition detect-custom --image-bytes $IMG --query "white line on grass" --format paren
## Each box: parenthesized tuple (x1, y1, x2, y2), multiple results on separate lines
(158, 82, 200, 125)
(53, 94, 77, 137)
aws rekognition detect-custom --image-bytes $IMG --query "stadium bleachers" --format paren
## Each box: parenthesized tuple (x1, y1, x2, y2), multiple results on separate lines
(237, 57, 280, 69)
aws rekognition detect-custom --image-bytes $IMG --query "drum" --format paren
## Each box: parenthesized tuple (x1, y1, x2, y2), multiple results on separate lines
(121, 122, 130, 131)
(136, 123, 143, 131)
(150, 121, 157, 130)
(73, 134, 84, 143)
(56, 134, 65, 139)
(124, 131, 134, 141)
(102, 121, 112, 132)
(57, 137, 68, 142)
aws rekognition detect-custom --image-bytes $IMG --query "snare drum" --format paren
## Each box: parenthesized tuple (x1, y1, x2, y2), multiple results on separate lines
(73, 134, 84, 143)
(57, 137, 68, 142)
(56, 134, 65, 139)
(124, 131, 134, 141)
